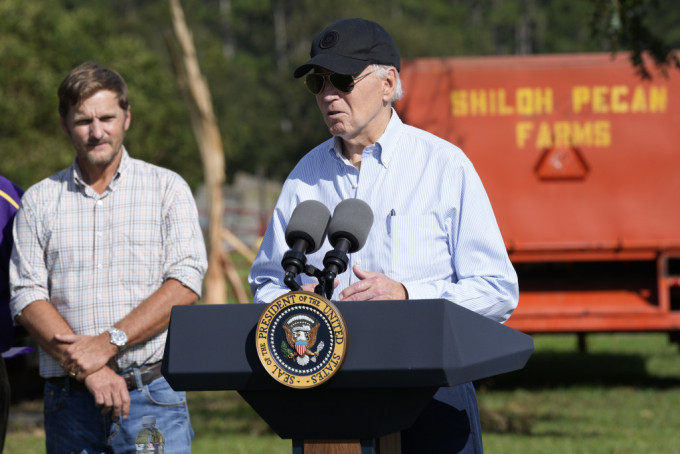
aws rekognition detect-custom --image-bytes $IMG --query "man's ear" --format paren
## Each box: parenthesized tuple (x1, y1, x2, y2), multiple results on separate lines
(59, 116, 70, 136)
(124, 106, 131, 131)
(382, 67, 398, 101)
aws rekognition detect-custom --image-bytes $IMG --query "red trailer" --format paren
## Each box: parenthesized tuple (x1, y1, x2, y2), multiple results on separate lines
(395, 52, 680, 345)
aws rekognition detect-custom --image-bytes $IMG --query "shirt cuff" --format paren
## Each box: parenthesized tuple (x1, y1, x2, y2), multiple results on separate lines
(401, 282, 437, 301)
(10, 291, 49, 321)
(166, 268, 204, 298)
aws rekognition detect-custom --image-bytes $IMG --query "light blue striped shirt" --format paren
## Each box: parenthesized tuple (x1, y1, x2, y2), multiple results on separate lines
(249, 111, 518, 323)
(10, 149, 208, 377)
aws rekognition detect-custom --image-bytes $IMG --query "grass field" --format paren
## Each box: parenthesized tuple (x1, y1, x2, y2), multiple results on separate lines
(480, 333, 680, 453)
(5, 331, 680, 453)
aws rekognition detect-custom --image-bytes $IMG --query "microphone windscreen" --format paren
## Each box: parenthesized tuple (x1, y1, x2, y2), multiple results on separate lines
(327, 199, 374, 252)
(285, 200, 331, 253)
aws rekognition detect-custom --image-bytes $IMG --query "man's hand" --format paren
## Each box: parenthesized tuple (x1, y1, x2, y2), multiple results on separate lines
(55, 332, 117, 379)
(339, 266, 408, 301)
(84, 366, 131, 421)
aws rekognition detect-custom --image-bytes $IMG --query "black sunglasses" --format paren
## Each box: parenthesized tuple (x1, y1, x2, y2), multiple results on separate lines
(304, 70, 375, 95)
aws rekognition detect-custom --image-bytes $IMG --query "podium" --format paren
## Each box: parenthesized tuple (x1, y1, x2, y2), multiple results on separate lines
(162, 299, 533, 453)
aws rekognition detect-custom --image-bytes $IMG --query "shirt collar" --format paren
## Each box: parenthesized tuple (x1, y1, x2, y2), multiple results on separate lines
(72, 147, 130, 190)
(327, 108, 404, 168)
(374, 108, 403, 168)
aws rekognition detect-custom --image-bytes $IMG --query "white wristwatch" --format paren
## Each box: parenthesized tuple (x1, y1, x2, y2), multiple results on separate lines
(107, 327, 128, 351)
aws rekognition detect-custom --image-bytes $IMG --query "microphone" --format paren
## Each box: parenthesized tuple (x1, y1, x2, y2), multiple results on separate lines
(318, 199, 374, 298)
(281, 200, 331, 291)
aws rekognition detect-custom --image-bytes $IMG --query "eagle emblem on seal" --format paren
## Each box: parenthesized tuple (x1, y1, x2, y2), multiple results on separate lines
(281, 314, 325, 366)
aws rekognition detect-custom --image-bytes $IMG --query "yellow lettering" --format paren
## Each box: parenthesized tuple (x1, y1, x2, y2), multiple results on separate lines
(516, 122, 534, 148)
(611, 85, 629, 113)
(489, 90, 497, 115)
(649, 86, 668, 112)
(592, 86, 609, 113)
(572, 86, 590, 113)
(451, 90, 467, 116)
(516, 88, 533, 115)
(594, 121, 611, 147)
(535, 122, 553, 149)
(470, 90, 487, 115)
(554, 122, 571, 147)
(517, 121, 613, 150)
(498, 89, 514, 115)
(630, 86, 647, 113)
(571, 122, 593, 146)
(456, 85, 665, 119)
(534, 88, 554, 115)
(451, 87, 557, 117)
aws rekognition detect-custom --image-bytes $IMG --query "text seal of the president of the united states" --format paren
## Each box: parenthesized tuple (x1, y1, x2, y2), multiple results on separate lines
(256, 291, 348, 389)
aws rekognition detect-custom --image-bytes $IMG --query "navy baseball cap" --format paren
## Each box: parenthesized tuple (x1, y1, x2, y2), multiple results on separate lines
(293, 18, 401, 78)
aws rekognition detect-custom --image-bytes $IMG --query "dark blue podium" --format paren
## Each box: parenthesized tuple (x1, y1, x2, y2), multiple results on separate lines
(162, 299, 534, 453)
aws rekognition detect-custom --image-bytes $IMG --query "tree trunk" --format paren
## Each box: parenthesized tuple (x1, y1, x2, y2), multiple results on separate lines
(168, 0, 233, 304)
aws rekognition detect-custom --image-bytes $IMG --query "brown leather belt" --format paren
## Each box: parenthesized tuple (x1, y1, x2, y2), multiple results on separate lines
(47, 362, 163, 391)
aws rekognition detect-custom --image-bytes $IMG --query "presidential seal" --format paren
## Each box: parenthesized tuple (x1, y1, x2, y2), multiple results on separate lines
(256, 291, 347, 389)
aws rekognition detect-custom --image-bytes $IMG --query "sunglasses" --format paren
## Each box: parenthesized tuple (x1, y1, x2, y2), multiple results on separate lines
(304, 70, 375, 95)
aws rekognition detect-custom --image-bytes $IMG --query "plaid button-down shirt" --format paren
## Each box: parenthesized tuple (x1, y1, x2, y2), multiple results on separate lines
(10, 149, 207, 377)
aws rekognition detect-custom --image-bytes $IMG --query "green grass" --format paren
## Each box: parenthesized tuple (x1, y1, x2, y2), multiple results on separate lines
(479, 333, 680, 454)
(6, 333, 680, 453)
(188, 390, 290, 453)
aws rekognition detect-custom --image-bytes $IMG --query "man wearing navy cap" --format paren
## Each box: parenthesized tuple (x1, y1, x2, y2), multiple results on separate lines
(250, 18, 518, 453)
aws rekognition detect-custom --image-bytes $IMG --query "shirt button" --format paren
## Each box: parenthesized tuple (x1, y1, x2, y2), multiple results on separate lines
(96, 200, 103, 206)
(97, 263, 103, 270)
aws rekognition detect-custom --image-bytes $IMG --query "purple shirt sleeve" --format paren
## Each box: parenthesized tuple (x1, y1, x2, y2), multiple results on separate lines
(1, 176, 24, 353)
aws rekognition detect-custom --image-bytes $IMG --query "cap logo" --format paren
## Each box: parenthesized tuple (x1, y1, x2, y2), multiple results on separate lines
(319, 30, 340, 49)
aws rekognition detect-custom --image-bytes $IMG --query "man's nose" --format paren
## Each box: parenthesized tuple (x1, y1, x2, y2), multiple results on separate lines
(90, 120, 104, 138)
(321, 77, 340, 97)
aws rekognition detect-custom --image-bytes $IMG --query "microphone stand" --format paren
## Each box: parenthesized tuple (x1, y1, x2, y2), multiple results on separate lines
(282, 255, 334, 299)
(299, 264, 329, 299)
(285, 240, 351, 301)
(283, 273, 302, 292)
(305, 239, 351, 300)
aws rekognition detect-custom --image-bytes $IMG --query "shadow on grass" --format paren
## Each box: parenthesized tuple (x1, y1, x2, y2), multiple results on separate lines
(476, 349, 680, 434)
(187, 390, 279, 437)
(477, 351, 680, 391)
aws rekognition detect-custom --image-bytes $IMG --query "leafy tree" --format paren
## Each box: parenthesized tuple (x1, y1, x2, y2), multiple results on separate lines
(0, 0, 200, 190)
(590, 0, 680, 78)
(2, 0, 678, 187)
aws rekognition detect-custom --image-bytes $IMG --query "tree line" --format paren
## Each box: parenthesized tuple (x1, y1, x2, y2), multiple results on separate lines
(1, 0, 677, 191)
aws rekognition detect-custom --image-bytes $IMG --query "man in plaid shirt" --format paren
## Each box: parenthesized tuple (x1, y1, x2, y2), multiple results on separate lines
(10, 62, 207, 453)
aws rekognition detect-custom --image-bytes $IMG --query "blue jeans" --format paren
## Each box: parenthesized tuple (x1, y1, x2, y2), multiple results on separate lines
(44, 368, 193, 454)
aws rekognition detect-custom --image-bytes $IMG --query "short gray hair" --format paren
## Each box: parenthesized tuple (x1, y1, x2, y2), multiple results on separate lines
(372, 64, 403, 103)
